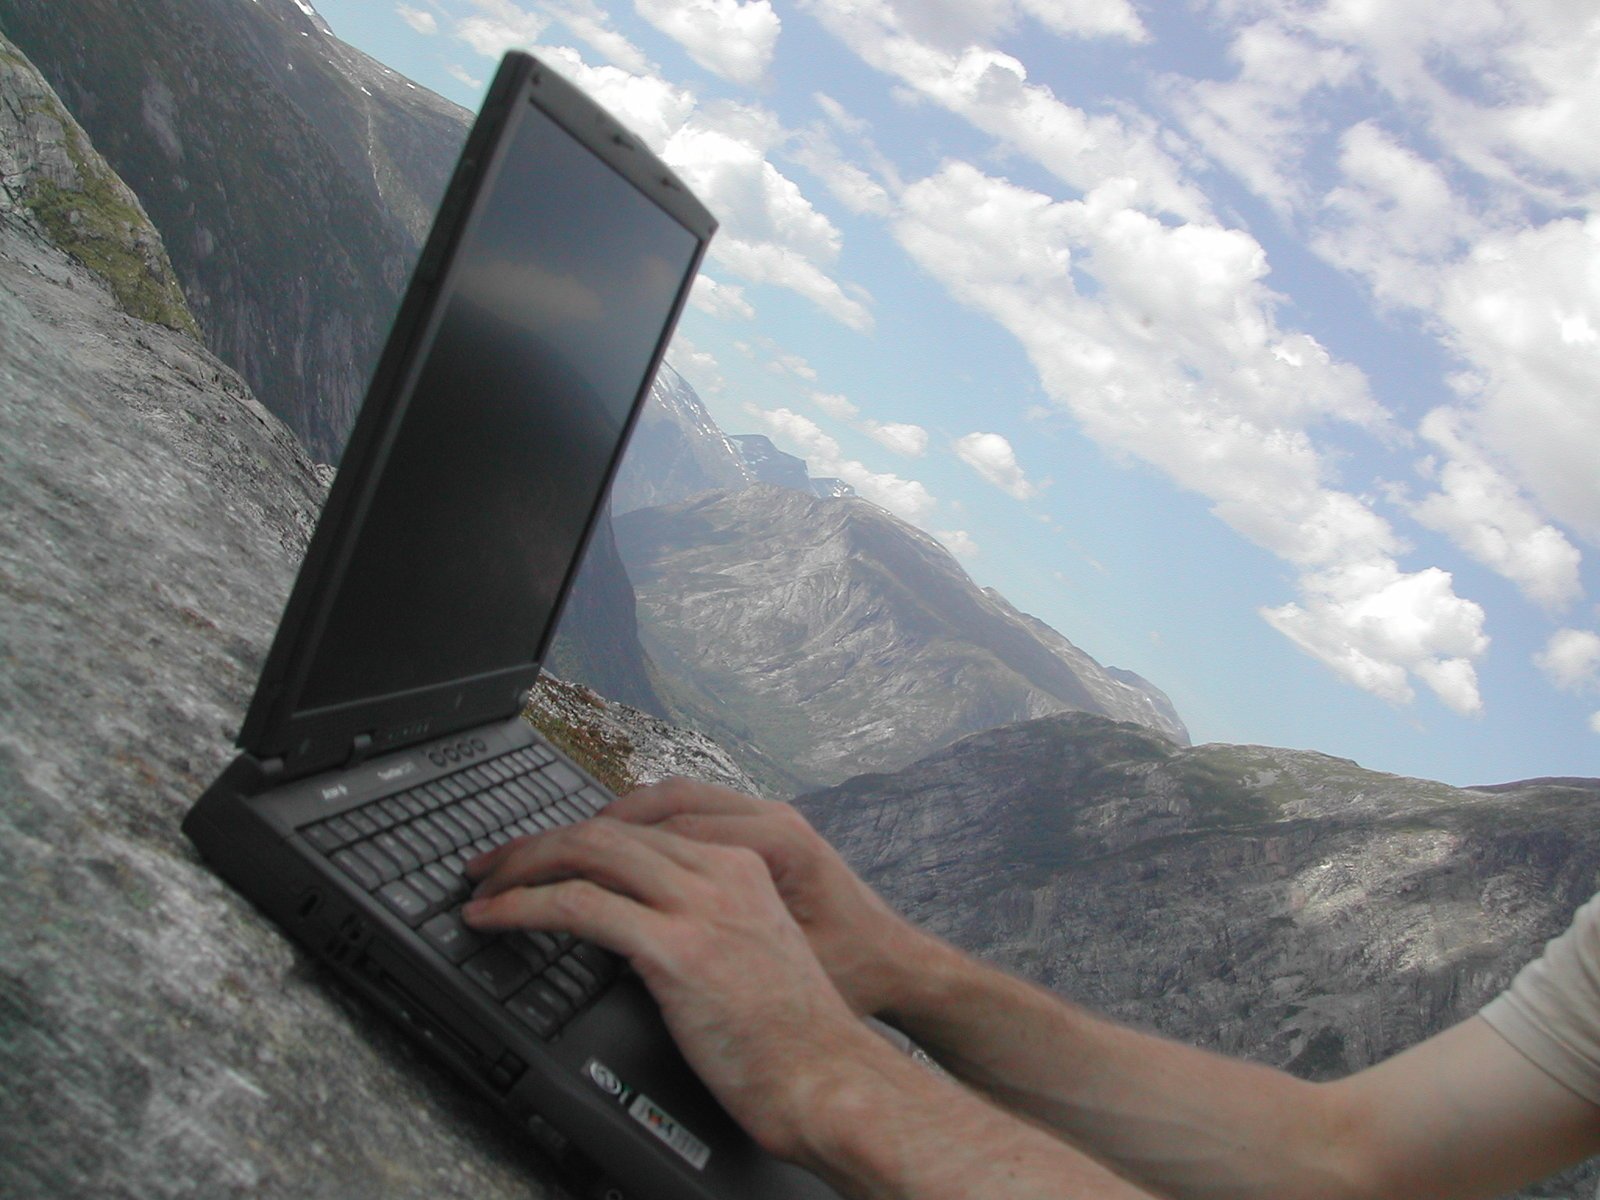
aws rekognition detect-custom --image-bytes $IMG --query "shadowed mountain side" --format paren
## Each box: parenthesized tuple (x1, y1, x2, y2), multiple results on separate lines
(0, 0, 470, 462)
(616, 485, 1188, 790)
(796, 713, 1600, 1198)
(0, 0, 662, 715)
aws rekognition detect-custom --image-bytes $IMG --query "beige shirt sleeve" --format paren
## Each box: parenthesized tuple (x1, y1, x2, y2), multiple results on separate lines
(1481, 891, 1600, 1106)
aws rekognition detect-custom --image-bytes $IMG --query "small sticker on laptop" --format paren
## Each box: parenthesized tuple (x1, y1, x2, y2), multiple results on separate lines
(584, 1059, 711, 1171)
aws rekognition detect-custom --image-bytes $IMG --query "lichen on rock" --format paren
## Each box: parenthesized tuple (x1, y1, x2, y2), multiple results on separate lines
(0, 30, 198, 335)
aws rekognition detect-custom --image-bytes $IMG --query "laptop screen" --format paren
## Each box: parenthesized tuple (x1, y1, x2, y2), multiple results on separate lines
(239, 55, 713, 774)
(298, 101, 700, 711)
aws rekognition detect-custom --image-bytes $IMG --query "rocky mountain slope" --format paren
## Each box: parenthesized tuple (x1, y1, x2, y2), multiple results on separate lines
(0, 0, 468, 462)
(797, 713, 1600, 1198)
(0, 0, 670, 716)
(617, 485, 1188, 790)
(610, 361, 757, 514)
(610, 365, 854, 513)
(0, 40, 715, 1198)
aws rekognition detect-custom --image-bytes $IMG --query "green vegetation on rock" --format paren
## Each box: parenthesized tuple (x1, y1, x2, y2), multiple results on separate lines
(523, 676, 637, 796)
(22, 113, 199, 336)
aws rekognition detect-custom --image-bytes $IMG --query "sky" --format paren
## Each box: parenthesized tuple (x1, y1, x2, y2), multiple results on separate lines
(306, 0, 1599, 788)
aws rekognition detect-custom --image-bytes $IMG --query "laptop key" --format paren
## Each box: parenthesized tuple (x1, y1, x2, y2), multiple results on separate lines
(422, 861, 469, 902)
(393, 824, 435, 865)
(406, 869, 450, 909)
(332, 848, 382, 891)
(411, 816, 455, 858)
(544, 964, 588, 1007)
(372, 830, 420, 874)
(506, 982, 563, 1039)
(352, 840, 402, 884)
(556, 955, 599, 994)
(302, 822, 345, 856)
(419, 909, 486, 964)
(567, 941, 619, 982)
(432, 810, 474, 848)
(544, 762, 584, 793)
(377, 879, 432, 925)
(463, 942, 532, 1000)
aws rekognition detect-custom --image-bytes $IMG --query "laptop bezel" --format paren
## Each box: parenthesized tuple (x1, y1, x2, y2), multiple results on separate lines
(236, 52, 716, 783)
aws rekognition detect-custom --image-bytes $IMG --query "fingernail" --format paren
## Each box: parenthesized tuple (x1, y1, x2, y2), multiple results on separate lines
(461, 899, 487, 923)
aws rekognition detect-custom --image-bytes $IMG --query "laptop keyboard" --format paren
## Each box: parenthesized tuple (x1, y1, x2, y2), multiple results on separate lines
(300, 742, 621, 1040)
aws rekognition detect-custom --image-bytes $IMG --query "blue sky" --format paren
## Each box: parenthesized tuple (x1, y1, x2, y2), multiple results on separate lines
(306, 0, 1599, 787)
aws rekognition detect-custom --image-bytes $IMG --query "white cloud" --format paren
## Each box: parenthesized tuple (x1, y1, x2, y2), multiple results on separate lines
(1434, 216, 1600, 550)
(526, 45, 695, 149)
(664, 107, 875, 330)
(446, 63, 484, 89)
(937, 528, 980, 559)
(397, 5, 438, 35)
(666, 335, 726, 396)
(1590, 711, 1600, 736)
(1409, 408, 1583, 610)
(473, 43, 871, 332)
(866, 421, 929, 457)
(788, 128, 896, 217)
(1263, 563, 1489, 715)
(768, 352, 817, 380)
(636, 0, 780, 86)
(1315, 120, 1478, 309)
(689, 274, 756, 320)
(1017, 0, 1144, 41)
(953, 431, 1036, 500)
(810, 391, 859, 419)
(1535, 628, 1600, 694)
(549, 0, 654, 71)
(803, 0, 1204, 220)
(1166, 18, 1356, 216)
(454, 0, 549, 59)
(895, 160, 1494, 711)
(750, 407, 937, 522)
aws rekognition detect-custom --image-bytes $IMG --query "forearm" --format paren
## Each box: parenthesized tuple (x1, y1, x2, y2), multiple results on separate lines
(874, 931, 1361, 1200)
(789, 1022, 1159, 1200)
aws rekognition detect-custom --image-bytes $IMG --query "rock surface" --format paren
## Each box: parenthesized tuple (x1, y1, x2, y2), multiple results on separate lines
(797, 713, 1600, 1198)
(0, 0, 467, 463)
(610, 361, 757, 516)
(0, 42, 719, 1199)
(617, 484, 1189, 790)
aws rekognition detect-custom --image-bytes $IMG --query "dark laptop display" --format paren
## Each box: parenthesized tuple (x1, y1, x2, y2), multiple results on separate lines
(184, 53, 838, 1200)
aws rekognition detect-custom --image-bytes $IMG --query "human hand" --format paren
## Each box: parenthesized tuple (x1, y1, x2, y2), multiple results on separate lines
(604, 778, 935, 1018)
(460, 818, 882, 1159)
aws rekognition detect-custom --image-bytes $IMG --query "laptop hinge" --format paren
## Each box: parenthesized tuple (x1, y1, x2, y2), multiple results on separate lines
(346, 733, 374, 768)
(258, 755, 286, 780)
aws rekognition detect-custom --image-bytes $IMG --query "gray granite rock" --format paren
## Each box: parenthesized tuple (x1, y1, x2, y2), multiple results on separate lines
(0, 43, 580, 1200)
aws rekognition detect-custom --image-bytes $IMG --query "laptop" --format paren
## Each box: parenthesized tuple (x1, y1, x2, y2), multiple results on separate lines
(183, 52, 839, 1200)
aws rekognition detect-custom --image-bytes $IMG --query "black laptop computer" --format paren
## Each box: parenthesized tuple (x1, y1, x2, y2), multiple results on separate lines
(183, 52, 839, 1200)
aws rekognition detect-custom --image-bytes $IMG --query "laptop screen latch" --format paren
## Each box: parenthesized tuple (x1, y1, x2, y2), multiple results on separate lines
(346, 733, 374, 767)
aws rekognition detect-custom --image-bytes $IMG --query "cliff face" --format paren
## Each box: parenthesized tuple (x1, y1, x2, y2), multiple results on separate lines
(610, 361, 756, 515)
(0, 0, 662, 717)
(617, 485, 1189, 791)
(797, 714, 1600, 1197)
(0, 39, 722, 1199)
(0, 0, 468, 463)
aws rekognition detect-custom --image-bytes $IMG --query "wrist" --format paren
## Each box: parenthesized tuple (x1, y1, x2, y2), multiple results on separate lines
(757, 1016, 907, 1164)
(868, 922, 969, 1023)
(781, 1023, 933, 1174)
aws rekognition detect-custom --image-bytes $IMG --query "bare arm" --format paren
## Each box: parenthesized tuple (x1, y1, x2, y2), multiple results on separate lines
(874, 930, 1600, 1200)
(460, 817, 1162, 1199)
(608, 779, 1600, 1200)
